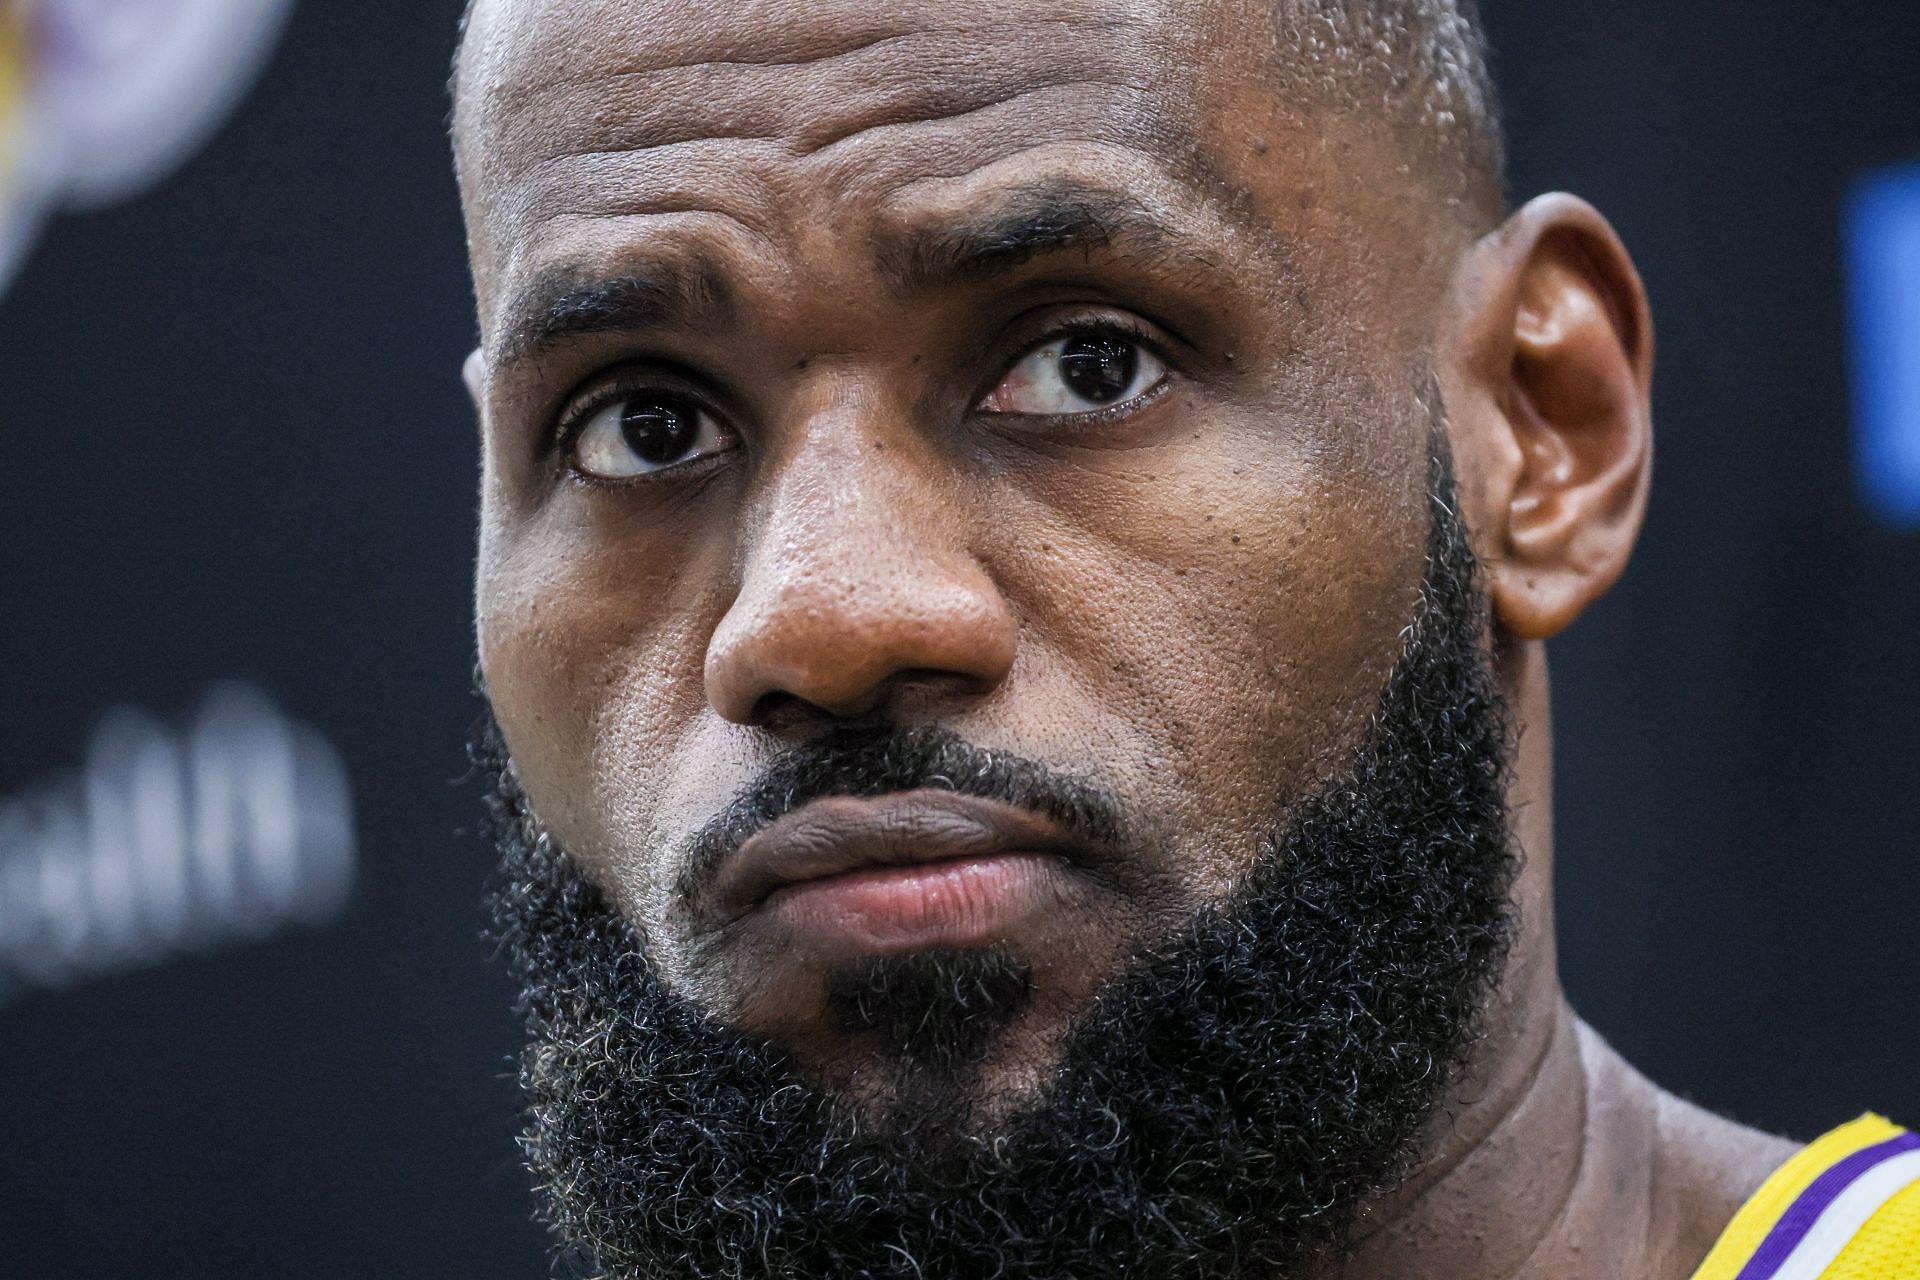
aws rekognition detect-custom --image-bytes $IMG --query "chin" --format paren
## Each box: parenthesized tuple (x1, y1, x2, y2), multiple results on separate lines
(707, 931, 1157, 1130)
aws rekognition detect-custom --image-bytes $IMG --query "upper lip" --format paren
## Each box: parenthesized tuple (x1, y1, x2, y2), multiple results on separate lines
(708, 790, 1083, 920)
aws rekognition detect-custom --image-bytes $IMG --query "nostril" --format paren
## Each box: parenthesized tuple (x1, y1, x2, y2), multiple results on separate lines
(749, 689, 830, 734)
(745, 669, 994, 735)
(748, 686, 894, 733)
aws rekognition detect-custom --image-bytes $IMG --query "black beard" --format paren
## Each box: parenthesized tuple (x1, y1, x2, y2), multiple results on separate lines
(482, 448, 1517, 1280)
(827, 945, 1036, 1077)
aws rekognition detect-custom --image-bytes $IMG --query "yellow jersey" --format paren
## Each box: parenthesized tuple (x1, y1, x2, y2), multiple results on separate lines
(1693, 1115, 1920, 1280)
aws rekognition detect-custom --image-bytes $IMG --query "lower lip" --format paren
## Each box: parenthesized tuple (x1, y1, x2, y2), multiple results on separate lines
(763, 854, 1067, 955)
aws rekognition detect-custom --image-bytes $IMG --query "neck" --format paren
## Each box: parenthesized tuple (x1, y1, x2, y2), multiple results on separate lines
(1330, 641, 1793, 1280)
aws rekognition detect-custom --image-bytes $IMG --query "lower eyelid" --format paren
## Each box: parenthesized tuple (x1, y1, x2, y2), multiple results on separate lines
(993, 371, 1175, 428)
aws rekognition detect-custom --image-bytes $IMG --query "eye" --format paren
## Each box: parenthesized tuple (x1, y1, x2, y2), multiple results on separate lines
(979, 331, 1168, 416)
(568, 392, 731, 480)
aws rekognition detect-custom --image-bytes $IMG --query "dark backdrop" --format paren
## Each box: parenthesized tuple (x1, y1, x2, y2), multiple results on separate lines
(1, 3, 1914, 1276)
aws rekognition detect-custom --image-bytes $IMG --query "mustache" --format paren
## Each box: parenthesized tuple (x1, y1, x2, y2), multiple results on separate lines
(672, 724, 1132, 909)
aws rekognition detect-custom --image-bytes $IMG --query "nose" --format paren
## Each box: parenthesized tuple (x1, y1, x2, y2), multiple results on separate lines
(703, 427, 1017, 728)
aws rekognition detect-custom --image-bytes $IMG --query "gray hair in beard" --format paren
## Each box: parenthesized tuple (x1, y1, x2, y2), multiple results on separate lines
(481, 433, 1517, 1280)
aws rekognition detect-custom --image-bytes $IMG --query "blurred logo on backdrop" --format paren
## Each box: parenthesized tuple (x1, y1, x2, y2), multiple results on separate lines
(0, 0, 294, 295)
(0, 684, 355, 1004)
(1847, 161, 1920, 530)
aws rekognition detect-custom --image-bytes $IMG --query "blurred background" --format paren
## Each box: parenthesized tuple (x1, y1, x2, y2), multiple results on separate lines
(0, 1, 1914, 1275)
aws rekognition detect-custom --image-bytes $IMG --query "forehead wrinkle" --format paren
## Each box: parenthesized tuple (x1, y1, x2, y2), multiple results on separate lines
(476, 17, 1161, 192)
(461, 6, 1228, 288)
(872, 137, 1298, 290)
(873, 179, 1181, 298)
(484, 73, 1207, 288)
(486, 142, 786, 272)
(482, 27, 921, 119)
(538, 75, 1153, 183)
(792, 78, 1167, 187)
(505, 79, 1215, 261)
(464, 1, 1117, 125)
(481, 11, 1149, 122)
(794, 87, 1255, 249)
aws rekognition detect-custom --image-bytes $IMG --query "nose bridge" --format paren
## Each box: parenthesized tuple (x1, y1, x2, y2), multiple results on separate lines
(757, 414, 928, 602)
(704, 382, 1017, 725)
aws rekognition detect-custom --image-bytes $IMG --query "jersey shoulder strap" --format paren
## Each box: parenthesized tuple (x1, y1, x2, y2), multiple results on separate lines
(1692, 1114, 1920, 1280)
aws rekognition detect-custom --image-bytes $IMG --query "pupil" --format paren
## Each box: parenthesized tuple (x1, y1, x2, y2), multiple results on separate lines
(620, 397, 699, 465)
(1057, 335, 1137, 404)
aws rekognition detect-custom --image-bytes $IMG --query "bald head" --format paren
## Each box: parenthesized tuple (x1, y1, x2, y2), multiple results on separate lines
(452, 0, 1504, 236)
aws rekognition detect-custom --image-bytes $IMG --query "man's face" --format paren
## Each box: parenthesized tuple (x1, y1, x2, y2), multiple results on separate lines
(464, 0, 1463, 1105)
(458, 6, 1542, 1271)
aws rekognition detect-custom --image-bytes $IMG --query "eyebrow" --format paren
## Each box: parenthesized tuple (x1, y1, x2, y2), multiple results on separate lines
(876, 181, 1185, 297)
(494, 256, 732, 363)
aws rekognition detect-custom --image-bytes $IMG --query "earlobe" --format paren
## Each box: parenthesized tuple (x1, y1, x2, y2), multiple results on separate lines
(1449, 195, 1654, 641)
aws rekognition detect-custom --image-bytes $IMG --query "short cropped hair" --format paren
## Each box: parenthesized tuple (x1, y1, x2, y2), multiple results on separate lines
(1272, 0, 1505, 218)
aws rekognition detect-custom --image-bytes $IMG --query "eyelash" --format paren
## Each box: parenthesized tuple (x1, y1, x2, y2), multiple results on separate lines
(980, 315, 1171, 420)
(1021, 315, 1159, 357)
(548, 314, 1175, 470)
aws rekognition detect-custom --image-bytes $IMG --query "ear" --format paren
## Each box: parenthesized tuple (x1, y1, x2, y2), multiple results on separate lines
(1440, 194, 1654, 641)
(463, 347, 488, 413)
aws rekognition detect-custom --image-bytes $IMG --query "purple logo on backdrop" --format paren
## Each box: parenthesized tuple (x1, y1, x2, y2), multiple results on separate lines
(0, 0, 294, 294)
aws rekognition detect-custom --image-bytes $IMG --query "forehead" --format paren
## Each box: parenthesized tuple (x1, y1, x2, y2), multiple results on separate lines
(455, 0, 1275, 323)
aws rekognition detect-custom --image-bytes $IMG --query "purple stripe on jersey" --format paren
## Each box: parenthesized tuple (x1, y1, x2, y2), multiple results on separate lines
(1733, 1131, 1920, 1280)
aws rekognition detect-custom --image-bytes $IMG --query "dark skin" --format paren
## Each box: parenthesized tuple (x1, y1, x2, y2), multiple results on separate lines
(456, 1, 1799, 1274)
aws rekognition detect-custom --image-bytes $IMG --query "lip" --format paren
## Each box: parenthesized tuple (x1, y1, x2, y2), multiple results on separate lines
(708, 790, 1086, 926)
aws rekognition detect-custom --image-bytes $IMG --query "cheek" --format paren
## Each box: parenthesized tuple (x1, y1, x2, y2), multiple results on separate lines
(994, 406, 1428, 889)
(477, 494, 722, 926)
